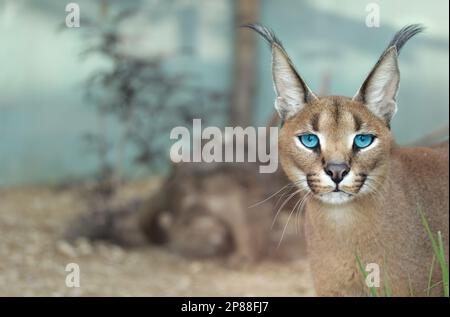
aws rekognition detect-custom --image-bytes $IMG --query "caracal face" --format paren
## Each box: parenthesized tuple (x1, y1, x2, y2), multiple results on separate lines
(246, 23, 423, 205)
(279, 96, 393, 205)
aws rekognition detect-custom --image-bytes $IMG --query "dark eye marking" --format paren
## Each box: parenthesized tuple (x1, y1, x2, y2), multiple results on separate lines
(311, 113, 320, 131)
(353, 114, 362, 131)
(332, 99, 340, 124)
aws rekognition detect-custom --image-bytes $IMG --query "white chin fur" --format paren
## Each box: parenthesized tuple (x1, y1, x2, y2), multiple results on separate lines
(318, 191, 353, 205)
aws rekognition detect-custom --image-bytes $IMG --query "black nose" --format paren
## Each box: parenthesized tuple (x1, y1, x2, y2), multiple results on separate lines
(325, 163, 350, 184)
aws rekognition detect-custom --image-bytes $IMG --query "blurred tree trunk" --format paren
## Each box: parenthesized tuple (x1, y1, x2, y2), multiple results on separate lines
(229, 0, 260, 127)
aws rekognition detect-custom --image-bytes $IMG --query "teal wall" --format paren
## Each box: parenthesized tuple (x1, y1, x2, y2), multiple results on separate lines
(0, 0, 448, 186)
(0, 0, 234, 186)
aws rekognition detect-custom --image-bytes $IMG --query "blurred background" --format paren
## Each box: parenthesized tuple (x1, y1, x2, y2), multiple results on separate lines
(0, 0, 448, 296)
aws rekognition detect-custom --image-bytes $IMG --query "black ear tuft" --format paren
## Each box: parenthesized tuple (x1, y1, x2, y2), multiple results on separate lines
(386, 24, 424, 55)
(242, 23, 317, 120)
(241, 23, 285, 50)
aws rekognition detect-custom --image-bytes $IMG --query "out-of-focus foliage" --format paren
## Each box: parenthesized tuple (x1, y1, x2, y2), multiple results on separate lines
(76, 5, 226, 183)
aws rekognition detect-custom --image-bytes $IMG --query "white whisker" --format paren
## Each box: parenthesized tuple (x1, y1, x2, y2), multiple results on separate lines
(271, 186, 308, 229)
(248, 182, 294, 208)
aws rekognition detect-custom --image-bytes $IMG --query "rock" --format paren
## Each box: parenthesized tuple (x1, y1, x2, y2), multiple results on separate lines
(75, 238, 93, 256)
(56, 240, 78, 258)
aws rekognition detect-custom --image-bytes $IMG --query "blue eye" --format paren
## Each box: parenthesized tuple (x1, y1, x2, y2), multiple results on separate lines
(299, 134, 320, 149)
(354, 134, 375, 149)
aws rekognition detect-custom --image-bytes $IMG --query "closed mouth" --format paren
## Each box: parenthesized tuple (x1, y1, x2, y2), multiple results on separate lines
(318, 190, 354, 204)
(327, 188, 353, 196)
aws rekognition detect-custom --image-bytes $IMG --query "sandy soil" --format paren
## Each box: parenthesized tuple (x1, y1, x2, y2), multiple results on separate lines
(0, 181, 315, 297)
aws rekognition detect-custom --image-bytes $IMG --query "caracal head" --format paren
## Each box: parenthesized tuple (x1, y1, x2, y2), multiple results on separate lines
(246, 23, 423, 205)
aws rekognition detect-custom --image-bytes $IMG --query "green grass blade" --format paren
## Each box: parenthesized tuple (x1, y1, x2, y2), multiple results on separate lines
(429, 280, 444, 290)
(437, 231, 449, 297)
(417, 205, 449, 297)
(426, 255, 436, 296)
(383, 270, 392, 297)
(355, 253, 379, 297)
(418, 206, 440, 260)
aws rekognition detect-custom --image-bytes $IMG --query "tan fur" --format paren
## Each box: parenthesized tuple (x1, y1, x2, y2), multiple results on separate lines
(279, 96, 449, 296)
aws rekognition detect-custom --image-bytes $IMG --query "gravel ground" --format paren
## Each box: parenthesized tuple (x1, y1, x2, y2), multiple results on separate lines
(0, 181, 315, 296)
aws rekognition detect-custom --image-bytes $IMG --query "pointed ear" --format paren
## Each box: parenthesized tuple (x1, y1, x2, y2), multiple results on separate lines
(244, 24, 317, 120)
(353, 47, 400, 124)
(353, 24, 424, 125)
(271, 44, 317, 119)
